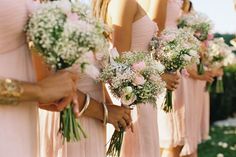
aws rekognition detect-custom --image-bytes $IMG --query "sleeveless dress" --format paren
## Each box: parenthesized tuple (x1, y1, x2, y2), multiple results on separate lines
(66, 62, 106, 157)
(0, 0, 39, 157)
(157, 0, 185, 149)
(120, 15, 160, 157)
(199, 81, 210, 141)
(179, 66, 203, 156)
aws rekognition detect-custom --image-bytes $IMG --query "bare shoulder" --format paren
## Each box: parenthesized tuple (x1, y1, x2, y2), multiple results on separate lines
(109, 0, 138, 20)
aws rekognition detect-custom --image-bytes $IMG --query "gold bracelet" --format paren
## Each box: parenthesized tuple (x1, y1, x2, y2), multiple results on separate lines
(78, 94, 90, 117)
(0, 79, 24, 105)
(102, 102, 108, 125)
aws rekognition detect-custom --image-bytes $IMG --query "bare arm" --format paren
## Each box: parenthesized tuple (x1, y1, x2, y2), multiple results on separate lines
(187, 67, 214, 83)
(109, 0, 137, 53)
(0, 71, 77, 104)
(148, 0, 168, 32)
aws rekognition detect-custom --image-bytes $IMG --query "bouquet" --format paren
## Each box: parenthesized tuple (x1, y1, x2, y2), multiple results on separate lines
(178, 12, 213, 74)
(26, 0, 110, 142)
(99, 51, 166, 157)
(149, 28, 200, 112)
(177, 12, 213, 42)
(204, 38, 235, 93)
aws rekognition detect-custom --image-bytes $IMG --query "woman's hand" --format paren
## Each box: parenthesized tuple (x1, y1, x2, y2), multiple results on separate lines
(161, 72, 180, 91)
(199, 71, 214, 83)
(37, 71, 78, 104)
(107, 104, 132, 131)
(212, 68, 224, 77)
(39, 95, 74, 112)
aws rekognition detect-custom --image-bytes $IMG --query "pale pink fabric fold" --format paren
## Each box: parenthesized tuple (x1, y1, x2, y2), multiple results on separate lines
(158, 0, 186, 151)
(0, 1, 38, 157)
(120, 15, 160, 157)
(66, 72, 106, 157)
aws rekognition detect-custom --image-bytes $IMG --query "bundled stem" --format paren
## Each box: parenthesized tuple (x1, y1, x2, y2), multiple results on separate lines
(106, 130, 124, 157)
(163, 90, 173, 112)
(59, 104, 87, 142)
(197, 60, 205, 75)
(205, 82, 212, 92)
(216, 76, 224, 93)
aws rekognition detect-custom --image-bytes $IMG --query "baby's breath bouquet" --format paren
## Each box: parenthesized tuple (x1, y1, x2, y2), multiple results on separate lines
(149, 28, 200, 112)
(100, 51, 165, 157)
(204, 38, 235, 93)
(26, 0, 110, 142)
(178, 12, 213, 74)
(177, 12, 213, 42)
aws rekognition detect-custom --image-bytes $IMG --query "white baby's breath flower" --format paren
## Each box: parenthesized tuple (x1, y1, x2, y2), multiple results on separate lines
(217, 153, 224, 157)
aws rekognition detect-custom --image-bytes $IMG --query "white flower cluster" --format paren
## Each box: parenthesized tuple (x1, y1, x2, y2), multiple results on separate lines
(26, 0, 110, 70)
(178, 12, 213, 41)
(153, 28, 200, 72)
(99, 51, 166, 107)
(204, 38, 236, 69)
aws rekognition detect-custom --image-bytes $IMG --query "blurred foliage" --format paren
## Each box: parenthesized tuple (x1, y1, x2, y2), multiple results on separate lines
(198, 126, 236, 157)
(210, 33, 236, 123)
(214, 33, 235, 46)
(210, 65, 236, 122)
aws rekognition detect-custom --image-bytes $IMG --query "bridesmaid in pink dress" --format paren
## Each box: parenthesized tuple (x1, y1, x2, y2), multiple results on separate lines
(0, 1, 78, 157)
(151, 0, 186, 156)
(93, 0, 161, 156)
(120, 16, 160, 157)
(66, 64, 106, 157)
(0, 2, 38, 156)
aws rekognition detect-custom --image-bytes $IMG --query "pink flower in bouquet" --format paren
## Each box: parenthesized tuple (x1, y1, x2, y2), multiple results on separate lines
(133, 74, 146, 86)
(207, 34, 214, 40)
(203, 40, 209, 48)
(132, 61, 146, 72)
(181, 68, 190, 77)
(67, 13, 79, 22)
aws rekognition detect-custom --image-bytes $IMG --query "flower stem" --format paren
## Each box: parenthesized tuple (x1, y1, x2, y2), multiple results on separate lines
(107, 130, 124, 157)
(163, 90, 172, 112)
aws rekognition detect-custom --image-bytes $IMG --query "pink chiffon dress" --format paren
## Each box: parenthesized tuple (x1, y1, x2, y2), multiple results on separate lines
(66, 62, 106, 157)
(120, 15, 160, 157)
(179, 67, 203, 156)
(41, 60, 106, 157)
(198, 80, 210, 141)
(158, 0, 206, 155)
(0, 0, 39, 157)
(157, 0, 186, 150)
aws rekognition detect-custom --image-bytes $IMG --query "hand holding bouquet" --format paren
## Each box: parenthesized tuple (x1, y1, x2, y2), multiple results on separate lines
(100, 51, 165, 157)
(149, 28, 200, 112)
(26, 0, 110, 142)
(204, 37, 235, 93)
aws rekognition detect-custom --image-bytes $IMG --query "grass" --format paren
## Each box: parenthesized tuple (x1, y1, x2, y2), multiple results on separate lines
(198, 126, 236, 157)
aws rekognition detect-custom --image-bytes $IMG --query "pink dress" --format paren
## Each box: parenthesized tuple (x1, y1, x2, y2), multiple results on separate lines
(199, 81, 210, 141)
(0, 0, 39, 157)
(66, 66, 106, 157)
(157, 0, 185, 149)
(120, 15, 160, 157)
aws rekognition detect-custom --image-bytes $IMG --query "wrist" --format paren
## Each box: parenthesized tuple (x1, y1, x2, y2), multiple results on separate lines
(25, 82, 43, 102)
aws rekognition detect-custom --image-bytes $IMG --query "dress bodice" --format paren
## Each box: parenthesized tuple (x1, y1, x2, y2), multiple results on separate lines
(165, 0, 183, 28)
(0, 0, 30, 54)
(131, 15, 158, 51)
